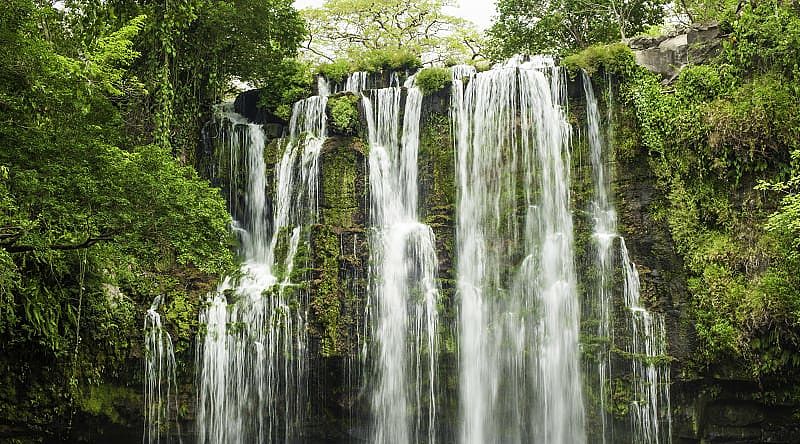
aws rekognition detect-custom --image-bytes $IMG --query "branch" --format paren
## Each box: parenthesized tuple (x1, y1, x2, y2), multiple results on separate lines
(5, 234, 114, 253)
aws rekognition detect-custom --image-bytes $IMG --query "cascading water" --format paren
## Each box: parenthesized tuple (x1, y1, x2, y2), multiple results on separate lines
(582, 74, 672, 444)
(344, 71, 368, 93)
(196, 87, 327, 443)
(188, 60, 674, 444)
(583, 71, 616, 443)
(452, 58, 585, 444)
(621, 240, 672, 444)
(363, 78, 440, 444)
(143, 295, 180, 444)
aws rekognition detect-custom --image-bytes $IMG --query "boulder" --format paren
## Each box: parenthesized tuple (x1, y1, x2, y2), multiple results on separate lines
(628, 23, 722, 83)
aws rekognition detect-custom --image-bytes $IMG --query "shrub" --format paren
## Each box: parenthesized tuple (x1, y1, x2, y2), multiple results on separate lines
(561, 43, 637, 77)
(354, 48, 422, 73)
(327, 94, 360, 135)
(317, 59, 352, 83)
(414, 67, 451, 95)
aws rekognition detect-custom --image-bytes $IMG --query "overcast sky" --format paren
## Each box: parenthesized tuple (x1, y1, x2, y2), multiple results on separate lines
(292, 0, 496, 30)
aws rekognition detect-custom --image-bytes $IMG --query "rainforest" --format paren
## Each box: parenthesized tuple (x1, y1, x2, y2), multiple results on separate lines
(1, 0, 799, 443)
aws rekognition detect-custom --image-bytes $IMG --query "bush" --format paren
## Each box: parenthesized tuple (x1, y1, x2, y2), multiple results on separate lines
(353, 48, 422, 73)
(327, 94, 360, 135)
(561, 43, 637, 77)
(317, 59, 352, 83)
(256, 59, 313, 121)
(414, 67, 451, 95)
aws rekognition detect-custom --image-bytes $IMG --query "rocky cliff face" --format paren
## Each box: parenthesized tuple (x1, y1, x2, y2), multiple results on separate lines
(191, 66, 800, 442)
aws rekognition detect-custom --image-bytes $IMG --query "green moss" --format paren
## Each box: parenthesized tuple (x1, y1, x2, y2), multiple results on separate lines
(309, 225, 344, 357)
(79, 384, 139, 426)
(415, 67, 451, 95)
(320, 137, 363, 228)
(327, 94, 360, 136)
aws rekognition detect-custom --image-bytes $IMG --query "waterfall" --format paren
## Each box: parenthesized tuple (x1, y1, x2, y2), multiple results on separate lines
(363, 79, 440, 443)
(196, 86, 327, 443)
(621, 240, 672, 444)
(583, 71, 616, 443)
(344, 71, 368, 93)
(582, 73, 672, 444)
(452, 58, 586, 444)
(143, 295, 180, 444)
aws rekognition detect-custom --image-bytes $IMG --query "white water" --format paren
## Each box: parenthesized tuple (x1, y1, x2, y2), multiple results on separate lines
(583, 71, 616, 443)
(196, 86, 327, 443)
(582, 74, 672, 444)
(621, 240, 672, 444)
(144, 295, 180, 444)
(452, 59, 585, 444)
(363, 79, 440, 443)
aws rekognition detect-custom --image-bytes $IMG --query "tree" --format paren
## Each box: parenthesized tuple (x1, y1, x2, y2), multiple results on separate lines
(488, 0, 665, 57)
(60, 0, 306, 157)
(0, 0, 237, 436)
(301, 0, 485, 65)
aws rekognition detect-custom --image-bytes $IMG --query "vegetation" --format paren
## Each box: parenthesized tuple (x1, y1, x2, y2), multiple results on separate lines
(415, 67, 452, 95)
(327, 94, 361, 135)
(0, 0, 303, 437)
(488, 0, 665, 57)
(301, 0, 485, 65)
(568, 1, 800, 379)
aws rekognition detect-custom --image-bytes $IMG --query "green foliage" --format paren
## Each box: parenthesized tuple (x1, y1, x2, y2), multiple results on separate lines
(597, 2, 800, 378)
(317, 59, 352, 82)
(357, 48, 422, 72)
(562, 43, 637, 76)
(0, 0, 238, 436)
(327, 94, 360, 135)
(256, 59, 314, 121)
(315, 48, 422, 83)
(722, 2, 800, 81)
(302, 0, 484, 65)
(415, 67, 451, 95)
(488, 0, 665, 57)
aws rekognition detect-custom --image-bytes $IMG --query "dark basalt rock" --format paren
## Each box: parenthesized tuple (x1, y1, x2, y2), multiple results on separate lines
(233, 89, 288, 128)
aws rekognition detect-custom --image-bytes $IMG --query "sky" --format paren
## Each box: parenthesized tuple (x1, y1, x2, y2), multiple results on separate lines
(292, 0, 497, 30)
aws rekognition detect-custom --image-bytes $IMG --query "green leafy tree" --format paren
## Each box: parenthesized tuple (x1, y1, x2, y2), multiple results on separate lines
(488, 0, 665, 57)
(302, 0, 485, 65)
(60, 0, 306, 156)
(0, 0, 239, 436)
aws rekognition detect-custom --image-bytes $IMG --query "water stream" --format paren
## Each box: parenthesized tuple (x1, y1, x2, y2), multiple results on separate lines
(143, 295, 180, 444)
(452, 57, 585, 444)
(363, 78, 440, 444)
(186, 61, 673, 444)
(582, 73, 672, 444)
(196, 87, 327, 443)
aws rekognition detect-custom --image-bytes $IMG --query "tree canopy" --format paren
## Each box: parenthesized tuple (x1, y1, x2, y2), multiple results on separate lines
(488, 0, 665, 57)
(0, 0, 305, 436)
(302, 0, 485, 65)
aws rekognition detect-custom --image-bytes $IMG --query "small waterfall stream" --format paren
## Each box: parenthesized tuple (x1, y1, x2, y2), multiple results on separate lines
(363, 78, 440, 444)
(196, 88, 327, 443)
(143, 295, 180, 444)
(582, 73, 672, 444)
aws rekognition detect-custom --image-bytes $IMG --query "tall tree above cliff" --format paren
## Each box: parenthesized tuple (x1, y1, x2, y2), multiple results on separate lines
(301, 0, 485, 64)
(488, 0, 665, 57)
(59, 0, 306, 155)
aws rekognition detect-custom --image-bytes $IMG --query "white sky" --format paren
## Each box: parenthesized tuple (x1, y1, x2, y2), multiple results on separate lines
(292, 0, 496, 30)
